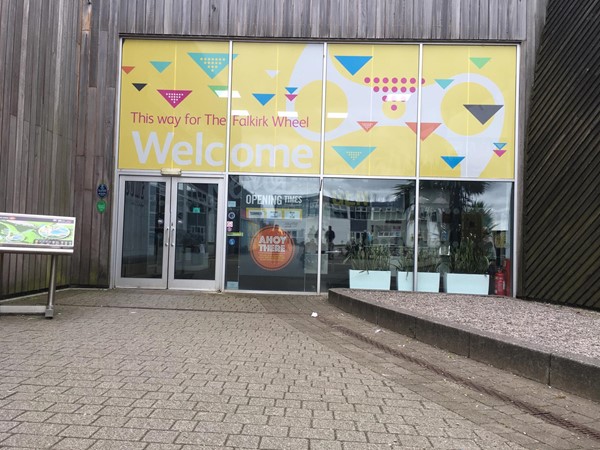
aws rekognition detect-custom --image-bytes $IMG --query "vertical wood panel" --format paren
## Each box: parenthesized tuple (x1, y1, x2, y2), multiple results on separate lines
(1, 0, 79, 297)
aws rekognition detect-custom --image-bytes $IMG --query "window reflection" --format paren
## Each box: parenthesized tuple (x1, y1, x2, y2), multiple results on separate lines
(318, 179, 512, 295)
(320, 179, 416, 291)
(419, 181, 513, 295)
(225, 176, 320, 292)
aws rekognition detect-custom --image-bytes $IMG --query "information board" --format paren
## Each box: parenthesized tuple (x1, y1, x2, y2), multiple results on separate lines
(0, 213, 76, 253)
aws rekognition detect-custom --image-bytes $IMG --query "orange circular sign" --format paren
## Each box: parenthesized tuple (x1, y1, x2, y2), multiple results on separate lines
(250, 226, 295, 271)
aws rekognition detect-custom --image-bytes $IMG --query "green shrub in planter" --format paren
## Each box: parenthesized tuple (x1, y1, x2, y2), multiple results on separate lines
(344, 242, 391, 272)
(451, 237, 489, 274)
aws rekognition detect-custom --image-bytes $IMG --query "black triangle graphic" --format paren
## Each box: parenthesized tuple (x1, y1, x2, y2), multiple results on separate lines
(133, 83, 147, 91)
(464, 104, 503, 125)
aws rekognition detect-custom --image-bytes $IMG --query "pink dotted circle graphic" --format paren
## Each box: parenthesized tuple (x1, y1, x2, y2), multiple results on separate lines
(361, 75, 426, 111)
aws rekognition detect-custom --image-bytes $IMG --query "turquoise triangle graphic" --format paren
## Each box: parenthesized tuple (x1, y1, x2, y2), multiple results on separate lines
(188, 53, 237, 78)
(470, 57, 491, 69)
(435, 79, 454, 89)
(493, 142, 507, 150)
(150, 61, 171, 73)
(441, 156, 465, 169)
(285, 87, 298, 94)
(253, 93, 275, 106)
(334, 56, 372, 76)
(333, 146, 376, 169)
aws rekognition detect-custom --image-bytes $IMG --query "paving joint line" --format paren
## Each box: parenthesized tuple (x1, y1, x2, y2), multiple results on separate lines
(316, 314, 600, 443)
(52, 303, 268, 314)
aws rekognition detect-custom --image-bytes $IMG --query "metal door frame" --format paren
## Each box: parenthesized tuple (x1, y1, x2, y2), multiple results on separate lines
(167, 177, 225, 290)
(114, 175, 225, 290)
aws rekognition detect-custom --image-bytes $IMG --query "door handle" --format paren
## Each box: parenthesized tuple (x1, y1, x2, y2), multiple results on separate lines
(164, 227, 169, 246)
(171, 225, 175, 247)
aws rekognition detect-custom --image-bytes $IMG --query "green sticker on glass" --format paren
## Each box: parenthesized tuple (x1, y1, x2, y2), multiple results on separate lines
(96, 200, 107, 213)
(192, 207, 201, 213)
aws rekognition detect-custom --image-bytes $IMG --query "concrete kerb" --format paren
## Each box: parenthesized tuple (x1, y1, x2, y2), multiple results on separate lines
(327, 289, 600, 403)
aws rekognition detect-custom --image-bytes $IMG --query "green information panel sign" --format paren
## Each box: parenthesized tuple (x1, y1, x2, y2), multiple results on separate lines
(0, 213, 76, 253)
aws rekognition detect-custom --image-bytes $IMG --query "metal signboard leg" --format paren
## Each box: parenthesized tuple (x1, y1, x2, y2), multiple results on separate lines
(45, 254, 57, 318)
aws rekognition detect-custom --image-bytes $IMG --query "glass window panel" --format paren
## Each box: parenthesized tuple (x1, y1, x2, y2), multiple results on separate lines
(226, 176, 320, 292)
(118, 40, 229, 171)
(229, 43, 323, 174)
(324, 44, 419, 176)
(121, 181, 166, 278)
(420, 45, 517, 179)
(320, 179, 416, 291)
(419, 180, 513, 295)
(173, 182, 218, 280)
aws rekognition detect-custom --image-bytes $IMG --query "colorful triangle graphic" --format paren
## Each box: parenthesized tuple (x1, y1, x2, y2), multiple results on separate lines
(334, 55, 372, 76)
(435, 79, 454, 89)
(406, 122, 441, 140)
(493, 142, 507, 150)
(464, 104, 503, 125)
(357, 121, 377, 132)
(208, 85, 228, 97)
(132, 83, 147, 91)
(285, 87, 298, 94)
(494, 150, 507, 157)
(121, 66, 135, 74)
(441, 156, 465, 169)
(332, 146, 376, 169)
(470, 57, 491, 69)
(285, 94, 297, 101)
(188, 53, 236, 79)
(150, 61, 171, 73)
(157, 89, 192, 108)
(253, 93, 275, 106)
(266, 70, 279, 78)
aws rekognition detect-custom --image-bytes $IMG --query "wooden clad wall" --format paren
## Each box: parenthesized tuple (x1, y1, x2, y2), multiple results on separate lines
(2, 0, 548, 297)
(0, 0, 81, 297)
(522, 0, 600, 309)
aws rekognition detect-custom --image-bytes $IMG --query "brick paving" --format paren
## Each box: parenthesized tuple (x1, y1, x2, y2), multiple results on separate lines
(0, 289, 599, 449)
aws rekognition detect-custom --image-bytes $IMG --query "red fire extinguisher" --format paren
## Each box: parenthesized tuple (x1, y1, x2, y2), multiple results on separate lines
(495, 267, 505, 296)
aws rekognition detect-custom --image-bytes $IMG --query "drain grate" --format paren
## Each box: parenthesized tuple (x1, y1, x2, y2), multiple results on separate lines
(319, 316, 600, 442)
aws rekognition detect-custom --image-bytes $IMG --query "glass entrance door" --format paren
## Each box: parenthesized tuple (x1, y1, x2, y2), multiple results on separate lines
(116, 176, 224, 290)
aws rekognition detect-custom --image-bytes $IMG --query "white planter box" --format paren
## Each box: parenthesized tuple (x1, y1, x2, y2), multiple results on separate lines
(349, 270, 391, 290)
(444, 273, 490, 295)
(396, 272, 440, 292)
(396, 271, 413, 291)
(416, 272, 441, 293)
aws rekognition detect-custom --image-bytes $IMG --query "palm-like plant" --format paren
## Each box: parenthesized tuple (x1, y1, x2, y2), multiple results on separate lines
(344, 241, 391, 272)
